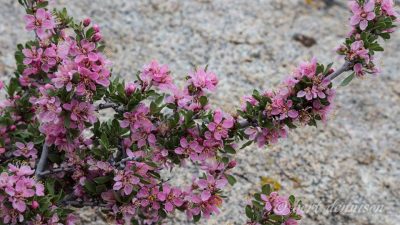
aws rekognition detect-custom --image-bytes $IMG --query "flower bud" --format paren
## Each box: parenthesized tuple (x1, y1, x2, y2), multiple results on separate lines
(31, 201, 39, 209)
(83, 18, 91, 27)
(93, 33, 102, 42)
(9, 125, 17, 131)
(228, 160, 237, 169)
(125, 83, 136, 96)
(93, 24, 100, 33)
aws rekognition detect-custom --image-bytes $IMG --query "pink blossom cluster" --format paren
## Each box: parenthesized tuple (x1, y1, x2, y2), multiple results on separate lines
(339, 0, 398, 76)
(243, 58, 335, 147)
(0, 0, 397, 224)
(0, 165, 44, 224)
(23, 8, 110, 152)
(166, 67, 218, 111)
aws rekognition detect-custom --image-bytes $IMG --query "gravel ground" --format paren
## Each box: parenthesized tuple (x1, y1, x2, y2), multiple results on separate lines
(1, 0, 399, 224)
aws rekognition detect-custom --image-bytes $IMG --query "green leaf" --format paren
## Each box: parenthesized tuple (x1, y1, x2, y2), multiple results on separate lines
(86, 27, 95, 39)
(224, 145, 236, 154)
(150, 102, 159, 114)
(240, 140, 253, 149)
(15, 51, 24, 64)
(199, 96, 208, 107)
(225, 174, 237, 186)
(99, 133, 110, 149)
(84, 180, 96, 194)
(340, 73, 355, 87)
(193, 213, 201, 223)
(94, 176, 112, 184)
(262, 184, 272, 195)
(36, 1, 49, 8)
(245, 205, 254, 219)
(45, 178, 56, 195)
(289, 195, 295, 206)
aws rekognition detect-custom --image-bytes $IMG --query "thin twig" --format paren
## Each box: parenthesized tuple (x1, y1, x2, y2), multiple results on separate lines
(39, 166, 73, 176)
(35, 145, 49, 178)
(96, 102, 125, 113)
(62, 200, 109, 208)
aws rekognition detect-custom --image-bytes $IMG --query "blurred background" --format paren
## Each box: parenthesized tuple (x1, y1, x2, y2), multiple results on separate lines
(0, 0, 399, 224)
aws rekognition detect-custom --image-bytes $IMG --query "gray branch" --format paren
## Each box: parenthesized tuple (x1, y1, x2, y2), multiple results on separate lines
(35, 145, 49, 178)
(39, 167, 73, 176)
(325, 61, 353, 81)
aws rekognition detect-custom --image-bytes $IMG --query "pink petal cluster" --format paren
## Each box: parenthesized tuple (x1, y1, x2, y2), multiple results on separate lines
(350, 0, 376, 30)
(140, 60, 173, 90)
(0, 165, 44, 224)
(24, 8, 55, 39)
(207, 109, 235, 140)
(13, 142, 37, 160)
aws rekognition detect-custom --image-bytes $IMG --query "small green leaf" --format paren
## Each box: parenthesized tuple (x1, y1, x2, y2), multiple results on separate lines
(340, 73, 355, 87)
(226, 174, 237, 186)
(224, 145, 236, 154)
(245, 205, 254, 219)
(289, 195, 295, 206)
(94, 176, 112, 184)
(36, 1, 49, 8)
(262, 184, 272, 195)
(193, 213, 201, 223)
(86, 27, 95, 39)
(84, 180, 96, 194)
(199, 96, 208, 107)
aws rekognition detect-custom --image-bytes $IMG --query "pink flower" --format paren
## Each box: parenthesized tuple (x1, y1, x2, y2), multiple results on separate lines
(52, 60, 76, 91)
(189, 68, 218, 92)
(75, 66, 99, 95)
(261, 194, 273, 211)
(24, 8, 55, 39)
(74, 40, 97, 63)
(22, 47, 42, 66)
(380, 0, 398, 16)
(354, 63, 364, 77)
(137, 186, 161, 210)
(207, 110, 235, 140)
(272, 196, 291, 216)
(113, 170, 140, 196)
(63, 100, 97, 127)
(157, 184, 184, 212)
(119, 104, 153, 133)
(174, 137, 203, 160)
(13, 142, 37, 159)
(8, 164, 34, 177)
(130, 130, 156, 148)
(197, 175, 228, 196)
(141, 60, 173, 89)
(270, 97, 299, 120)
(125, 82, 137, 96)
(30, 87, 63, 123)
(350, 0, 376, 30)
(40, 45, 57, 72)
(296, 57, 317, 78)
(349, 40, 370, 63)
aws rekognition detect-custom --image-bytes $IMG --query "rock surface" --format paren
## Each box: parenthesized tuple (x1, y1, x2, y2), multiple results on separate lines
(0, 0, 399, 224)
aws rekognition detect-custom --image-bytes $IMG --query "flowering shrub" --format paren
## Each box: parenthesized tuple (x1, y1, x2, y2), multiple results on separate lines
(0, 0, 397, 224)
